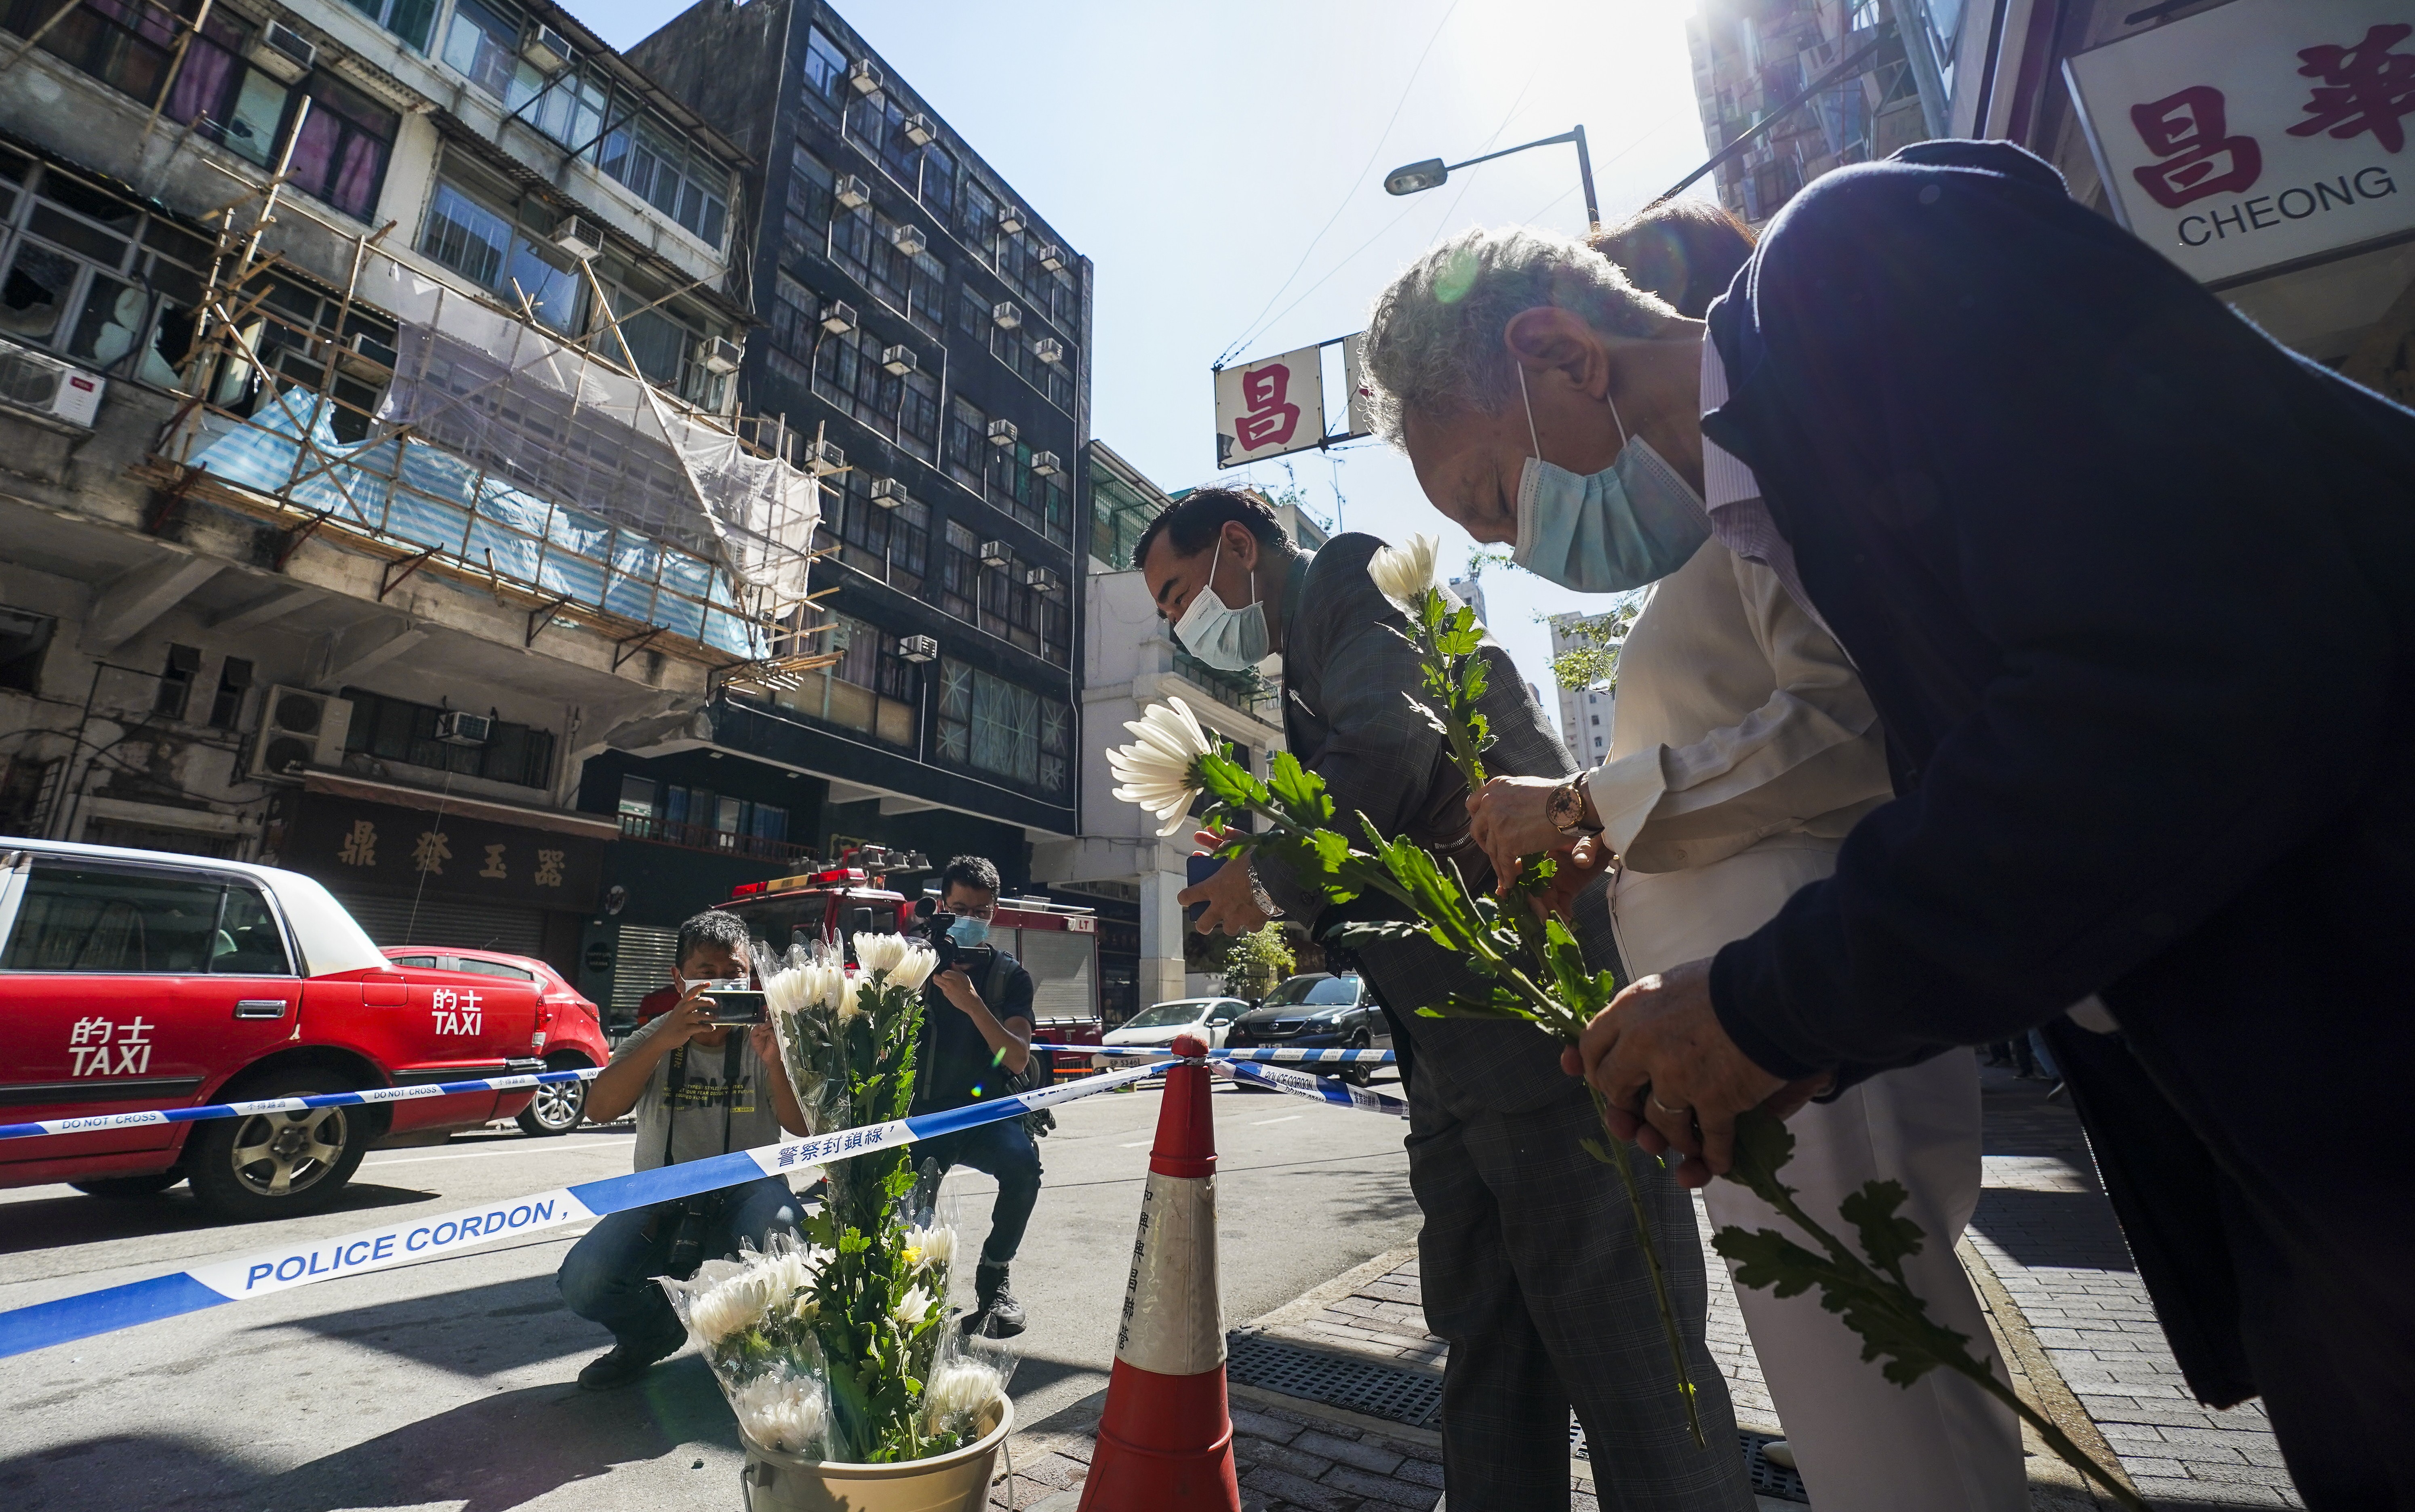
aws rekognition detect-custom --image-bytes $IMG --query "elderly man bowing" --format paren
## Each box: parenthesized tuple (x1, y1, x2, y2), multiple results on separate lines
(1139, 488, 1752, 1512)
(1358, 139, 2415, 1511)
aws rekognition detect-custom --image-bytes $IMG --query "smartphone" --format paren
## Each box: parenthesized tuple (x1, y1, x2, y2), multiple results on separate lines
(694, 980, 768, 1026)
(1184, 851, 1223, 927)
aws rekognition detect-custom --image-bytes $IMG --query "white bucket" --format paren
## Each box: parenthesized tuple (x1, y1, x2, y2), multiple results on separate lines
(739, 1398, 1014, 1512)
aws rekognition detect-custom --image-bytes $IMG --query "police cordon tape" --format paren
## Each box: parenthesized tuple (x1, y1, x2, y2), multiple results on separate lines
(0, 1060, 1166, 1361)
(1089, 1046, 1396, 1064)
(0, 1067, 608, 1142)
(1218, 1058, 1409, 1117)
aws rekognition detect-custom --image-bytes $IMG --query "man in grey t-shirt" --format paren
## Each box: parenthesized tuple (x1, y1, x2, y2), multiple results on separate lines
(558, 911, 811, 1390)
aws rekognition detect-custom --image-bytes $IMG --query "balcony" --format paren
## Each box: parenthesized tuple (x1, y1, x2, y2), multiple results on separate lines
(618, 812, 815, 864)
(1172, 649, 1279, 721)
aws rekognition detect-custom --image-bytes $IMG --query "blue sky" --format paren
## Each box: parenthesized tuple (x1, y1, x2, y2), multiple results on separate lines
(581, 0, 1717, 717)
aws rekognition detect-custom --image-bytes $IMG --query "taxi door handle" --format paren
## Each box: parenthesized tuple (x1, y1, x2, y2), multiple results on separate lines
(234, 999, 290, 1020)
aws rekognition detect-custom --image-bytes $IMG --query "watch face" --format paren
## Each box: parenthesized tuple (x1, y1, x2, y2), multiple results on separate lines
(1548, 783, 1581, 829)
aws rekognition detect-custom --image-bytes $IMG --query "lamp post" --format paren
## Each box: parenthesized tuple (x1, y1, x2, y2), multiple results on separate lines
(1384, 125, 1602, 231)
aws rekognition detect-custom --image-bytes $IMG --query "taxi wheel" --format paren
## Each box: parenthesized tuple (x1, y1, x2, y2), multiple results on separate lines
(69, 1171, 183, 1199)
(516, 1059, 590, 1137)
(187, 1070, 371, 1221)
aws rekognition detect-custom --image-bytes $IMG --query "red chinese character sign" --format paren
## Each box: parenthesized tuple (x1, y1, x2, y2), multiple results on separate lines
(1214, 344, 1329, 468)
(2067, 0, 2415, 285)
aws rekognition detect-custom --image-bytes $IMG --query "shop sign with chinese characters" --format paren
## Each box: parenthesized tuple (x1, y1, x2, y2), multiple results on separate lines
(288, 797, 606, 908)
(1213, 334, 1377, 468)
(2066, 0, 2415, 285)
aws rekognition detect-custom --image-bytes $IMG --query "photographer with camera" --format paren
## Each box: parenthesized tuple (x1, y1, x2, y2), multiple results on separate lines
(910, 855, 1041, 1338)
(558, 910, 812, 1389)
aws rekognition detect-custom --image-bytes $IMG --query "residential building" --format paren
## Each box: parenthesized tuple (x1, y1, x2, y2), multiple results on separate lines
(623, 0, 1089, 960)
(0, 0, 800, 995)
(1549, 611, 1621, 765)
(1446, 574, 1489, 627)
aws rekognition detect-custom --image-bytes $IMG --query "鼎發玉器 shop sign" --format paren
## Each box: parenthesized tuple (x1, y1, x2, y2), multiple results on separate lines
(2064, 0, 2415, 285)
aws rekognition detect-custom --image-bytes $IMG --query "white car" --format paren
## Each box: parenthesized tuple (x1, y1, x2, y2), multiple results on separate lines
(1097, 997, 1250, 1066)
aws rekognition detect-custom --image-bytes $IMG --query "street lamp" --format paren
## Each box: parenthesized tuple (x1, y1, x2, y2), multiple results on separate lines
(1384, 125, 1602, 231)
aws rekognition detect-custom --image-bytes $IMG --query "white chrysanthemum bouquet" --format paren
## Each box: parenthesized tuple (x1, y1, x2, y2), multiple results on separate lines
(658, 930, 1009, 1464)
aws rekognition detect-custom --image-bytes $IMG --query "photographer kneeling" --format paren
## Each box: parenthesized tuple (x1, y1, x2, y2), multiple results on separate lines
(558, 910, 812, 1389)
(913, 855, 1041, 1338)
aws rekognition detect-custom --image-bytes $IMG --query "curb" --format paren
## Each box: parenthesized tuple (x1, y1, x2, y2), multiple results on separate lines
(1956, 1236, 2141, 1510)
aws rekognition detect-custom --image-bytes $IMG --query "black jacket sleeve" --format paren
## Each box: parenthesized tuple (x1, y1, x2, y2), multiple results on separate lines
(1703, 145, 2415, 1076)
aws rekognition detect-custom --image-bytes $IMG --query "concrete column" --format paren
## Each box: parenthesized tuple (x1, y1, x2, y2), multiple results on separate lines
(1138, 864, 1189, 1010)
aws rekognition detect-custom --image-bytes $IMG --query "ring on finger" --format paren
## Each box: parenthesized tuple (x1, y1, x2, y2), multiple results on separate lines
(1648, 1094, 1691, 1117)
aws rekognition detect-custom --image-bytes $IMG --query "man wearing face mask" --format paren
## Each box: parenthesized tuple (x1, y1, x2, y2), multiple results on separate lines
(910, 854, 1041, 1338)
(1141, 489, 1754, 1512)
(1360, 141, 2415, 1508)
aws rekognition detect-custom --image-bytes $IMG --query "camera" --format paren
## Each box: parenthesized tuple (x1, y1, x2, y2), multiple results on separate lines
(913, 897, 964, 972)
(692, 978, 767, 1026)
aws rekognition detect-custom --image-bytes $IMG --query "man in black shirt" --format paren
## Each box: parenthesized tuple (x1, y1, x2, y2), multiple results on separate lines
(911, 854, 1040, 1337)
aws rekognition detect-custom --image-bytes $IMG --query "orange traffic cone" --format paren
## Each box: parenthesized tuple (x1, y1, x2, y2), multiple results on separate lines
(1078, 1032, 1240, 1512)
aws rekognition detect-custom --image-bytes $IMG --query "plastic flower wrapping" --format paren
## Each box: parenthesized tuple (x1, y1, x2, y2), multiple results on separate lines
(655, 930, 1010, 1464)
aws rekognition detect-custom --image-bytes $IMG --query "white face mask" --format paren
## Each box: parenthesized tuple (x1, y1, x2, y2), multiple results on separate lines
(1509, 366, 1711, 593)
(1172, 534, 1270, 671)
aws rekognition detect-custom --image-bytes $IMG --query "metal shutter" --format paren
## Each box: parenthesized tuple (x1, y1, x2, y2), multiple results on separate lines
(610, 924, 680, 1020)
(1019, 929, 1095, 1021)
(334, 892, 548, 957)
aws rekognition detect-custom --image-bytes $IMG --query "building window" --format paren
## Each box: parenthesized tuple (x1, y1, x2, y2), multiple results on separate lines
(343, 0, 438, 50)
(766, 273, 817, 386)
(800, 24, 847, 118)
(285, 75, 398, 222)
(920, 142, 956, 222)
(936, 521, 978, 622)
(4, 0, 184, 108)
(897, 368, 940, 461)
(772, 613, 918, 749)
(0, 153, 211, 392)
(957, 178, 998, 259)
(418, 178, 584, 334)
(937, 659, 1068, 799)
(785, 146, 834, 262)
(442, 0, 520, 97)
(207, 656, 252, 730)
(598, 117, 729, 248)
(944, 395, 985, 492)
(152, 644, 197, 719)
(342, 688, 556, 788)
(618, 774, 656, 816)
(0, 604, 55, 693)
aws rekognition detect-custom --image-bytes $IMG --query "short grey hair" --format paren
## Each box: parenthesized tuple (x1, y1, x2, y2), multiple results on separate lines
(1361, 225, 1681, 446)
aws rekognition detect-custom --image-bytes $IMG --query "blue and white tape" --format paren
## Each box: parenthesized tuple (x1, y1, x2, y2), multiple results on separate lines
(0, 1060, 1163, 1361)
(1090, 1046, 1396, 1064)
(1220, 1058, 1409, 1118)
(0, 1068, 605, 1142)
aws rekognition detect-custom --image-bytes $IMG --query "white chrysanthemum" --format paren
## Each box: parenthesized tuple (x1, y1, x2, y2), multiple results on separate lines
(733, 1373, 830, 1455)
(892, 1286, 935, 1326)
(903, 1223, 956, 1272)
(836, 968, 866, 1017)
(884, 940, 938, 993)
(688, 1265, 779, 1344)
(921, 1359, 1004, 1433)
(1107, 697, 1215, 838)
(1368, 533, 1442, 609)
(854, 930, 910, 978)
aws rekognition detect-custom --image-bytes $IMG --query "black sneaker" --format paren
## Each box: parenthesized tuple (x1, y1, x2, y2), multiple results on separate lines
(964, 1262, 1026, 1338)
(577, 1335, 680, 1390)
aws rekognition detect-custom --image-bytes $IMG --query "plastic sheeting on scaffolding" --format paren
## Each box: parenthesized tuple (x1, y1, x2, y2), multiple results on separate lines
(365, 261, 817, 604)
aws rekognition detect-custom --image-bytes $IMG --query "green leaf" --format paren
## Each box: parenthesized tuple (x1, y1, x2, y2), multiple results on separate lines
(1196, 752, 1268, 810)
(1726, 1108, 1800, 1209)
(1839, 1180, 1926, 1285)
(1711, 1225, 1828, 1301)
(1265, 750, 1336, 825)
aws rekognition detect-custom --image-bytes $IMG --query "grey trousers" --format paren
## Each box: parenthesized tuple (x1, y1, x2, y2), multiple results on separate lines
(1407, 1081, 1755, 1512)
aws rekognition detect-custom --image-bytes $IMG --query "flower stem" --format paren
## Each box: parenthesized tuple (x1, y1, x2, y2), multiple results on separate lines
(1588, 1082, 1708, 1450)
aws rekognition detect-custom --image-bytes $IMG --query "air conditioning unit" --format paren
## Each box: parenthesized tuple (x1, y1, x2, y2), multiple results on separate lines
(701, 336, 743, 374)
(896, 634, 938, 663)
(977, 539, 1010, 568)
(901, 112, 934, 146)
(890, 222, 925, 258)
(252, 21, 315, 83)
(846, 59, 882, 95)
(1038, 243, 1067, 272)
(1024, 566, 1060, 594)
(523, 23, 573, 71)
(878, 343, 917, 376)
(819, 299, 857, 335)
(833, 175, 870, 210)
(1029, 450, 1061, 477)
(868, 477, 908, 509)
(248, 687, 352, 782)
(0, 337, 104, 427)
(803, 437, 846, 476)
(1033, 337, 1065, 366)
(435, 710, 494, 747)
(552, 213, 604, 261)
(985, 418, 1017, 448)
(990, 301, 1021, 330)
(996, 207, 1025, 235)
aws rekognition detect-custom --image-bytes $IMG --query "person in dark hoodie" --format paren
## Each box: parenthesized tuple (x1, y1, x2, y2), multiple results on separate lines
(1364, 142, 2415, 1508)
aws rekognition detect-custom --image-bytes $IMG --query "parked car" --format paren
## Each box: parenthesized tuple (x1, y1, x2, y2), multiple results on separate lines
(381, 947, 610, 1136)
(1225, 974, 1385, 1085)
(1096, 997, 1251, 1070)
(0, 837, 546, 1219)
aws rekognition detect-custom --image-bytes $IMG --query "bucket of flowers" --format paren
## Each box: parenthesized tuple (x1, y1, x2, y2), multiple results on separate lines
(658, 930, 1016, 1512)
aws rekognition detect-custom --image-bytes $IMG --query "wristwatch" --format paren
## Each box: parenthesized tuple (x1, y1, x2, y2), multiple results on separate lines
(1547, 778, 1602, 839)
(1246, 858, 1284, 919)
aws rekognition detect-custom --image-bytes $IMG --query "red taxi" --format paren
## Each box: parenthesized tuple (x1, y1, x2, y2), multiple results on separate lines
(0, 838, 549, 1219)
(379, 947, 611, 1136)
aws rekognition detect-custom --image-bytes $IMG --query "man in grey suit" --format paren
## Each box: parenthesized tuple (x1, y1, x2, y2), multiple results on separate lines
(1140, 489, 1750, 1512)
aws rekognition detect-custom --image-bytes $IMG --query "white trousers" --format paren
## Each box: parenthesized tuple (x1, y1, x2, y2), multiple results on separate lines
(1613, 836, 2025, 1512)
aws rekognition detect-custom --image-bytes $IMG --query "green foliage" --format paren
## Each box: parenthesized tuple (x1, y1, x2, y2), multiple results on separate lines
(1222, 923, 1295, 999)
(1545, 600, 1641, 694)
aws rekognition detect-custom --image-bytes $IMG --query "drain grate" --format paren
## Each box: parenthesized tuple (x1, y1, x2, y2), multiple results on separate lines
(1227, 1334, 1808, 1504)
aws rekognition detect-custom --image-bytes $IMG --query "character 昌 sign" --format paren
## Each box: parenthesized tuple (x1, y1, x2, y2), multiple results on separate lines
(2066, 0, 2415, 284)
(1214, 345, 1327, 467)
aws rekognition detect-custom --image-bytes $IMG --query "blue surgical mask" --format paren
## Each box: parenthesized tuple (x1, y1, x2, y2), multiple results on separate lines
(1172, 535, 1270, 671)
(1510, 366, 1711, 593)
(947, 915, 990, 948)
